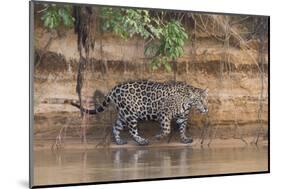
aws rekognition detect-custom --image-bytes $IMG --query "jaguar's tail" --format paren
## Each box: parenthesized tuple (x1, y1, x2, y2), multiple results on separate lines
(64, 95, 111, 115)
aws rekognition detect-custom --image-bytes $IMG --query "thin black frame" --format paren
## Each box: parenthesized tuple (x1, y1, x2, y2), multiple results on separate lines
(29, 0, 270, 188)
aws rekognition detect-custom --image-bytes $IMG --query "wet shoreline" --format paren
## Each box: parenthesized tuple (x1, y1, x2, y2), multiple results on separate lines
(33, 137, 268, 150)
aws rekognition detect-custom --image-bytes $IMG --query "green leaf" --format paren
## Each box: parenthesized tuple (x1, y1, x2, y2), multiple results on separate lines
(164, 62, 172, 72)
(40, 4, 74, 29)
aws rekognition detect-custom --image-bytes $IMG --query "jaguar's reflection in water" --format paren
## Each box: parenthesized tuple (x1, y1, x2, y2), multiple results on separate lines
(34, 146, 268, 186)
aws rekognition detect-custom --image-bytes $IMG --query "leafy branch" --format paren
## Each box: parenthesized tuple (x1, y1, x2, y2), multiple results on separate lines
(145, 20, 188, 71)
(100, 8, 188, 71)
(39, 6, 189, 71)
(40, 4, 75, 29)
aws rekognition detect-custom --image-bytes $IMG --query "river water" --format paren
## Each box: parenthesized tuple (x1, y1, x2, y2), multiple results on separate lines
(33, 146, 268, 186)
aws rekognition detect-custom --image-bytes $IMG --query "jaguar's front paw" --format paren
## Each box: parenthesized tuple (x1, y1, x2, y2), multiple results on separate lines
(115, 139, 127, 145)
(138, 138, 149, 145)
(134, 137, 149, 145)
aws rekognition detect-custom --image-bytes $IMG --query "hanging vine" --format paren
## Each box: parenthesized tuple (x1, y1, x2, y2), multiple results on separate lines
(254, 17, 268, 145)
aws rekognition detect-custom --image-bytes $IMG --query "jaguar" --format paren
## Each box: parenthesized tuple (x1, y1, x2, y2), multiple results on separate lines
(68, 80, 208, 145)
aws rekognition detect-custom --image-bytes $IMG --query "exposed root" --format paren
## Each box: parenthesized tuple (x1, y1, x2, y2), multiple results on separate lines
(80, 114, 89, 146)
(253, 125, 265, 145)
(208, 124, 218, 146)
(95, 126, 112, 148)
(51, 113, 89, 151)
(233, 123, 248, 145)
(52, 126, 68, 151)
(200, 115, 210, 145)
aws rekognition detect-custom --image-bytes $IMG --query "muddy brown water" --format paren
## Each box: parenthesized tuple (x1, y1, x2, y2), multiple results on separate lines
(33, 146, 268, 186)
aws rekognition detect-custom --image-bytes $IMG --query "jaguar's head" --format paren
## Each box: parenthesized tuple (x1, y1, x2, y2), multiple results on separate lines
(191, 88, 208, 113)
(178, 86, 209, 114)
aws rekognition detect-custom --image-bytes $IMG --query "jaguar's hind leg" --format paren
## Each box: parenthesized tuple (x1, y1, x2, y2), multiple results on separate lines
(112, 116, 127, 145)
(127, 119, 149, 145)
(155, 115, 172, 140)
(176, 117, 193, 144)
